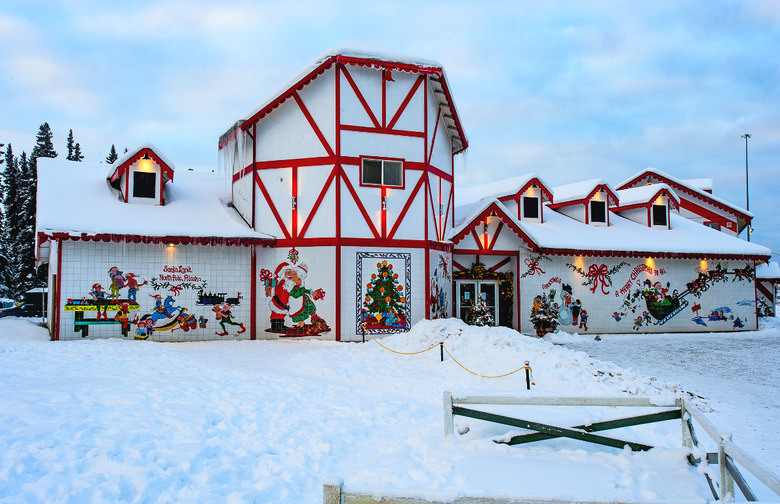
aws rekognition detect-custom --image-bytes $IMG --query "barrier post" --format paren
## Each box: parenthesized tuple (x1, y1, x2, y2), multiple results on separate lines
(719, 432, 735, 502)
(524, 361, 531, 390)
(443, 391, 454, 438)
(361, 322, 366, 343)
(440, 342, 444, 362)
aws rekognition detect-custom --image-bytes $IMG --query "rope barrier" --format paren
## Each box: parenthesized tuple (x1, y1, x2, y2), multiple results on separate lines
(365, 331, 535, 384)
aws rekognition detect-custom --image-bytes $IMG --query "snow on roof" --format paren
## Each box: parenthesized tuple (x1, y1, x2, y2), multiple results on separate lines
(615, 183, 679, 209)
(757, 261, 780, 279)
(110, 143, 175, 178)
(681, 177, 713, 192)
(618, 168, 752, 218)
(456, 173, 550, 206)
(221, 41, 467, 152)
(450, 198, 771, 258)
(37, 158, 273, 241)
(552, 178, 615, 205)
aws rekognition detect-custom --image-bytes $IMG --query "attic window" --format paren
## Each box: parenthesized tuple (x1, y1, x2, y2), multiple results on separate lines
(590, 200, 606, 223)
(361, 158, 403, 188)
(652, 204, 667, 226)
(523, 196, 539, 219)
(133, 171, 156, 198)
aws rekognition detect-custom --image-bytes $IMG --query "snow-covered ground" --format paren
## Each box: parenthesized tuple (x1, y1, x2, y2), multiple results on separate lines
(0, 317, 777, 503)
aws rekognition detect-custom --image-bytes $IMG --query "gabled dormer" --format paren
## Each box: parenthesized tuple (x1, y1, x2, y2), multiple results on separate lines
(107, 144, 174, 206)
(614, 184, 680, 230)
(617, 168, 750, 237)
(457, 174, 552, 223)
(549, 179, 618, 227)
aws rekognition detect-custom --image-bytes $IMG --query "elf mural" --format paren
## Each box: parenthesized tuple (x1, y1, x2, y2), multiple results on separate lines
(260, 248, 330, 337)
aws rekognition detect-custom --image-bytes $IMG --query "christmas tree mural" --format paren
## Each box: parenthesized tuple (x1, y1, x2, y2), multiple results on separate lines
(363, 260, 406, 330)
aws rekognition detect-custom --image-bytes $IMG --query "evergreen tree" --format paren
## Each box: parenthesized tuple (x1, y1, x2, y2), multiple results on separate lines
(73, 142, 84, 162)
(17, 151, 37, 294)
(106, 144, 118, 164)
(31, 122, 57, 159)
(363, 260, 406, 324)
(468, 299, 495, 326)
(2, 145, 21, 298)
(66, 129, 75, 161)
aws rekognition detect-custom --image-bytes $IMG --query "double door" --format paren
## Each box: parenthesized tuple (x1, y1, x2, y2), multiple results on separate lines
(456, 280, 498, 326)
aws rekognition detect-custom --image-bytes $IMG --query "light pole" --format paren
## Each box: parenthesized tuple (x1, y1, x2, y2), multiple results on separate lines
(741, 133, 751, 242)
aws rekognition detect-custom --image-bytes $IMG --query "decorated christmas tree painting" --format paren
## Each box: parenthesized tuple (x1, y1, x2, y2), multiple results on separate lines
(363, 260, 406, 329)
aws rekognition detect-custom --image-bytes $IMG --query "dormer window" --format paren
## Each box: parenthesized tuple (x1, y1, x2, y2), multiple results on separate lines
(652, 203, 667, 226)
(361, 158, 403, 188)
(133, 172, 156, 198)
(522, 196, 539, 219)
(590, 200, 606, 223)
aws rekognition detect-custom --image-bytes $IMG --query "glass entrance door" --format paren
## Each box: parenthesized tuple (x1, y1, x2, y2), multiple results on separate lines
(456, 280, 499, 326)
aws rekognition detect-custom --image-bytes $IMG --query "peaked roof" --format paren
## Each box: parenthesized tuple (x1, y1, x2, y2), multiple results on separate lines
(37, 158, 273, 243)
(219, 42, 468, 154)
(550, 179, 619, 208)
(107, 144, 175, 185)
(617, 168, 752, 221)
(456, 173, 553, 206)
(615, 183, 680, 211)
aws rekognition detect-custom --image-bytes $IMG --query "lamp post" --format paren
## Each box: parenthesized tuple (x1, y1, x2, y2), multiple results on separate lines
(741, 133, 751, 242)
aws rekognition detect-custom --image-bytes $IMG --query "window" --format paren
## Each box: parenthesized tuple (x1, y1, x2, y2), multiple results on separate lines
(133, 171, 156, 198)
(361, 158, 403, 187)
(704, 222, 720, 230)
(523, 196, 539, 219)
(652, 204, 667, 226)
(590, 200, 606, 223)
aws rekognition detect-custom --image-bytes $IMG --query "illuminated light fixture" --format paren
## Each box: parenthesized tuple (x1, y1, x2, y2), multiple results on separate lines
(381, 197, 387, 211)
(291, 196, 297, 211)
(645, 257, 654, 268)
(142, 152, 151, 160)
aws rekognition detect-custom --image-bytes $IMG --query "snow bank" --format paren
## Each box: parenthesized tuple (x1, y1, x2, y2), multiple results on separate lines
(0, 317, 738, 502)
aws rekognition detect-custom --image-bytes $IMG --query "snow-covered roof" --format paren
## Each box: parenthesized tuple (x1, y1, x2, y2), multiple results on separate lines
(36, 158, 274, 242)
(220, 41, 467, 153)
(108, 143, 176, 187)
(450, 198, 771, 259)
(456, 173, 551, 206)
(617, 168, 752, 219)
(756, 261, 780, 279)
(681, 177, 713, 192)
(615, 183, 680, 209)
(551, 179, 617, 206)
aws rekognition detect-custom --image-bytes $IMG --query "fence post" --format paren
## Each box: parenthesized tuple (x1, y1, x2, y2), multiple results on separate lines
(443, 391, 454, 438)
(719, 433, 735, 502)
(323, 478, 343, 504)
(680, 399, 693, 451)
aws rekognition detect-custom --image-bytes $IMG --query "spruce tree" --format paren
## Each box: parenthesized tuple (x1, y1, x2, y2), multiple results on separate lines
(73, 142, 84, 162)
(31, 123, 57, 159)
(66, 129, 75, 161)
(2, 145, 21, 298)
(17, 152, 37, 294)
(106, 144, 118, 164)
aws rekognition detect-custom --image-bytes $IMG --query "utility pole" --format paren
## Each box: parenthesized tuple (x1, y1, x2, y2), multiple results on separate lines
(741, 133, 751, 242)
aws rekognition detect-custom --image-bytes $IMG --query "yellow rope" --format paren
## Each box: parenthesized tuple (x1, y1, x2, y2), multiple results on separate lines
(366, 330, 535, 382)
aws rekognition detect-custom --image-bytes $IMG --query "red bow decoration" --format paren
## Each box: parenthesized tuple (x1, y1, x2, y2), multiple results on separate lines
(587, 264, 610, 295)
(259, 269, 272, 282)
(524, 258, 545, 276)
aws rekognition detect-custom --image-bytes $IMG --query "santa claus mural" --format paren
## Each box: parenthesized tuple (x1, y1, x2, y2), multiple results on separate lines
(261, 248, 329, 336)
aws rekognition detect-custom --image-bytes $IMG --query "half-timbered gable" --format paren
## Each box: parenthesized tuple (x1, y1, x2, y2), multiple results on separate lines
(614, 184, 680, 230)
(617, 168, 751, 236)
(108, 144, 174, 206)
(549, 179, 619, 226)
(218, 44, 468, 341)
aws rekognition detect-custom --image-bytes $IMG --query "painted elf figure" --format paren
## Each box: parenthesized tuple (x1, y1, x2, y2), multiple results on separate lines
(108, 267, 126, 298)
(125, 273, 147, 302)
(212, 303, 245, 336)
(89, 283, 110, 320)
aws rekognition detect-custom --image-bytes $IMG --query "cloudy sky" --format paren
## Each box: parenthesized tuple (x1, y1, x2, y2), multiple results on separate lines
(2, 0, 779, 254)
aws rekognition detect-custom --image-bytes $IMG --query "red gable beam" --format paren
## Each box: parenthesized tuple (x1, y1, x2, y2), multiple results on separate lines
(109, 147, 174, 185)
(450, 202, 538, 251)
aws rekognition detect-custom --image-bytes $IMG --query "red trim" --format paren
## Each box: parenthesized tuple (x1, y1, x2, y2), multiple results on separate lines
(388, 75, 424, 130)
(252, 123, 257, 229)
(531, 246, 768, 261)
(109, 147, 175, 185)
(293, 91, 335, 157)
(124, 170, 129, 203)
(490, 256, 511, 272)
(387, 173, 425, 239)
(273, 237, 451, 249)
(453, 260, 467, 271)
(340, 170, 381, 239)
(617, 171, 750, 225)
(450, 202, 538, 251)
(428, 110, 441, 165)
(335, 66, 342, 342)
(250, 247, 257, 340)
(292, 166, 298, 238)
(298, 166, 338, 238)
(341, 64, 381, 128)
(426, 176, 439, 240)
(487, 222, 504, 250)
(549, 183, 617, 210)
(453, 249, 520, 257)
(43, 232, 274, 247)
(426, 164, 453, 184)
(54, 238, 63, 341)
(470, 228, 484, 250)
(679, 198, 736, 230)
(255, 171, 292, 240)
(341, 124, 426, 138)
